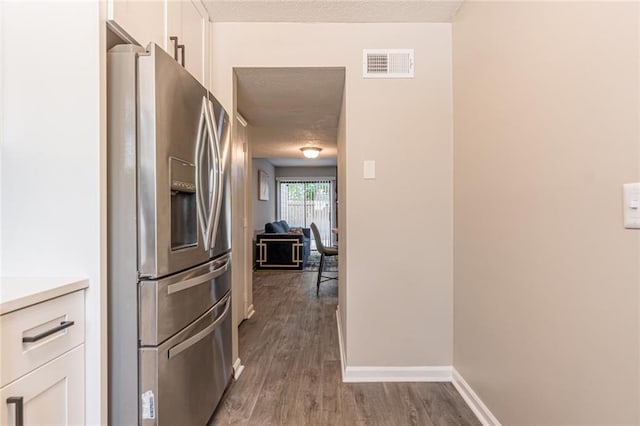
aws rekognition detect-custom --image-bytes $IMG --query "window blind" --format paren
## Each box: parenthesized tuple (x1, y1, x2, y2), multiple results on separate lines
(277, 178, 335, 248)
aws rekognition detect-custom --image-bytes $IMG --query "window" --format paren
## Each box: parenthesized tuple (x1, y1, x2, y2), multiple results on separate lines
(277, 178, 335, 248)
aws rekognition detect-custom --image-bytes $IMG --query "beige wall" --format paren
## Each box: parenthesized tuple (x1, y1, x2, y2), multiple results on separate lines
(211, 23, 453, 367)
(453, 2, 640, 424)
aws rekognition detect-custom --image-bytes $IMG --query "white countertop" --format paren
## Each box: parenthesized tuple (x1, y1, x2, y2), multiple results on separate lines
(0, 277, 89, 315)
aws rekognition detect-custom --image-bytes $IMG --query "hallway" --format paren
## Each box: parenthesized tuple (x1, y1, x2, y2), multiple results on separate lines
(210, 269, 478, 425)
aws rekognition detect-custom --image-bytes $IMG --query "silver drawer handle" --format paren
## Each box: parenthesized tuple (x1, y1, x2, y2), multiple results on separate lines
(168, 293, 231, 359)
(167, 254, 230, 295)
(22, 321, 74, 343)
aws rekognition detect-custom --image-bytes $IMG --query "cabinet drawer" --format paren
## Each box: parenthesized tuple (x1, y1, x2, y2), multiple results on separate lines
(0, 291, 85, 388)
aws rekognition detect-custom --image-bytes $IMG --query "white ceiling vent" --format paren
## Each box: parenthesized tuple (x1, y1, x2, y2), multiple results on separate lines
(363, 49, 414, 79)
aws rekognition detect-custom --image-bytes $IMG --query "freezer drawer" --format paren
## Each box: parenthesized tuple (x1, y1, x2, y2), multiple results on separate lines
(139, 291, 232, 426)
(139, 253, 231, 346)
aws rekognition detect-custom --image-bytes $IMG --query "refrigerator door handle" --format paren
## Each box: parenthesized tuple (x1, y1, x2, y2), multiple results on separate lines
(195, 96, 212, 251)
(166, 254, 231, 295)
(203, 98, 217, 250)
(207, 99, 224, 250)
(168, 293, 231, 359)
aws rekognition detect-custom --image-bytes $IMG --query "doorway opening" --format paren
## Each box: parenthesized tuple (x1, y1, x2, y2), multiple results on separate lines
(229, 67, 345, 367)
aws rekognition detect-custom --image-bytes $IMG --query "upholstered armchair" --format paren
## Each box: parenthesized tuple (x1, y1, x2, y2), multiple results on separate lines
(255, 220, 310, 270)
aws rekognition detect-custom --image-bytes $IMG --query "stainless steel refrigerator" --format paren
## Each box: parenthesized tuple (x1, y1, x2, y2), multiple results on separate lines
(107, 43, 232, 426)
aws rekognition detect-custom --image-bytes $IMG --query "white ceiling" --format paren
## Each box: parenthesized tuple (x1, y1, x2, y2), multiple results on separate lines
(236, 67, 345, 164)
(204, 1, 464, 23)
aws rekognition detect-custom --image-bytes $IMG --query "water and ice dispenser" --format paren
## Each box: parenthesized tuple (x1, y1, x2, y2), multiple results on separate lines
(170, 157, 197, 250)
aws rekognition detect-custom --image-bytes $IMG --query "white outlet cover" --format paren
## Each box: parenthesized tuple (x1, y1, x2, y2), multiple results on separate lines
(623, 182, 640, 229)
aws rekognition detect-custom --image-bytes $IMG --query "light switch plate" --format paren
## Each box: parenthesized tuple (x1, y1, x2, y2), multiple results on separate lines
(364, 160, 375, 179)
(623, 182, 640, 229)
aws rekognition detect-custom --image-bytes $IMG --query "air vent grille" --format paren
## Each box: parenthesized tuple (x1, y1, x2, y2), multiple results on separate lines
(366, 54, 388, 74)
(363, 49, 414, 78)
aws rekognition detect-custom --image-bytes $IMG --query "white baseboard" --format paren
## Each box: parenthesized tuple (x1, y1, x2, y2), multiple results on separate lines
(233, 358, 245, 380)
(334, 310, 495, 425)
(452, 368, 501, 426)
(336, 308, 451, 383)
(246, 304, 255, 320)
(343, 365, 452, 382)
(335, 307, 347, 381)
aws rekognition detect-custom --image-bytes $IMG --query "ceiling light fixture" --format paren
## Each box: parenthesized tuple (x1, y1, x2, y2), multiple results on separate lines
(300, 146, 322, 159)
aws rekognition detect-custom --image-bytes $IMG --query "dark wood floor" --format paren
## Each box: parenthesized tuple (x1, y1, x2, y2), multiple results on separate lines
(209, 268, 479, 426)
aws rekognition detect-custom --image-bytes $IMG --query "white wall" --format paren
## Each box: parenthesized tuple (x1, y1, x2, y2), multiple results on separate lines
(337, 85, 347, 348)
(0, 2, 4, 273)
(211, 23, 453, 368)
(252, 158, 276, 230)
(1, 2, 106, 424)
(453, 2, 640, 424)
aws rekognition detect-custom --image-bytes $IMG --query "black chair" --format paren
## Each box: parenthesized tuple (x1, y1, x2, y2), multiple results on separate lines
(310, 223, 338, 296)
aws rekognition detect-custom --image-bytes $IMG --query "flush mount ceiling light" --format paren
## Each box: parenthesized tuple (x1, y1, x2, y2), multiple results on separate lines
(300, 146, 322, 159)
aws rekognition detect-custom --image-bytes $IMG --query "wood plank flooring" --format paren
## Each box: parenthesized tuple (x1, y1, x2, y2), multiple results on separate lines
(209, 268, 479, 426)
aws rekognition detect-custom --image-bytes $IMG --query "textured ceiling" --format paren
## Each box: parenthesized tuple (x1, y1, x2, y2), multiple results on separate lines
(204, 1, 464, 23)
(236, 67, 345, 161)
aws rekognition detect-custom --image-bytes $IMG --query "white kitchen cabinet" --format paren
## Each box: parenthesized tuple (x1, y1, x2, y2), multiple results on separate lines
(166, 0, 211, 88)
(1, 346, 84, 426)
(109, 0, 211, 88)
(0, 282, 87, 426)
(107, 0, 165, 48)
